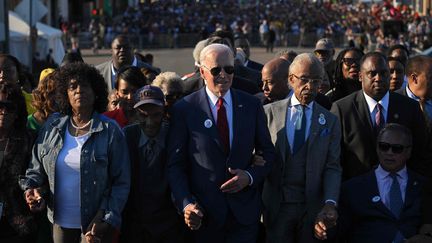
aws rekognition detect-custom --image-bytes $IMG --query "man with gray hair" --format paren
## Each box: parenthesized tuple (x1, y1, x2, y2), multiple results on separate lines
(263, 53, 342, 242)
(167, 43, 275, 243)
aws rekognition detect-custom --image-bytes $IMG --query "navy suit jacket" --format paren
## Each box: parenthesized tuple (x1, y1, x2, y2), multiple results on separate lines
(167, 87, 275, 227)
(338, 169, 426, 243)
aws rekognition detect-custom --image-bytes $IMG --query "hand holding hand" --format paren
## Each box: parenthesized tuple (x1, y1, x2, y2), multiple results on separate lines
(314, 203, 338, 240)
(220, 168, 250, 193)
(84, 210, 112, 243)
(251, 154, 266, 167)
(184, 203, 204, 230)
(24, 188, 46, 212)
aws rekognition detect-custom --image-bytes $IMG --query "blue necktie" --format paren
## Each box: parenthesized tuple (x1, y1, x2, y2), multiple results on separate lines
(292, 105, 306, 154)
(389, 173, 403, 217)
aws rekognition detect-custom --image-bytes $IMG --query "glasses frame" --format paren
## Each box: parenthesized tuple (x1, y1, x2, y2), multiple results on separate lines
(378, 142, 411, 154)
(290, 73, 322, 86)
(201, 65, 235, 77)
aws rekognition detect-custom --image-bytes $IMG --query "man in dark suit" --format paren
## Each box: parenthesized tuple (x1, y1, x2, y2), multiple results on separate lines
(167, 43, 275, 243)
(234, 37, 264, 71)
(331, 52, 429, 180)
(335, 123, 427, 242)
(263, 53, 341, 243)
(96, 35, 159, 92)
(121, 85, 183, 243)
(183, 37, 260, 95)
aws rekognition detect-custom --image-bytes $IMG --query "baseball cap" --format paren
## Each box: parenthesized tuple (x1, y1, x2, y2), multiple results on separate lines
(314, 38, 334, 51)
(133, 85, 165, 108)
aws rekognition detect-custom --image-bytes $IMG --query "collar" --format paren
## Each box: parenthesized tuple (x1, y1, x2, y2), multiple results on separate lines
(138, 122, 167, 148)
(289, 92, 314, 110)
(376, 164, 408, 180)
(205, 86, 232, 108)
(244, 59, 249, 66)
(406, 85, 419, 101)
(111, 56, 138, 76)
(363, 91, 389, 112)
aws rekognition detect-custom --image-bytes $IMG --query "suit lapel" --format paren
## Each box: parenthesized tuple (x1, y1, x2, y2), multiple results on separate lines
(231, 89, 240, 155)
(387, 93, 402, 123)
(307, 103, 320, 147)
(403, 171, 419, 211)
(354, 92, 376, 145)
(273, 99, 290, 162)
(197, 88, 225, 153)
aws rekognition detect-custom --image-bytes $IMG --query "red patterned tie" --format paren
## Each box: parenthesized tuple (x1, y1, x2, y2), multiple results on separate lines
(375, 103, 384, 133)
(217, 98, 230, 154)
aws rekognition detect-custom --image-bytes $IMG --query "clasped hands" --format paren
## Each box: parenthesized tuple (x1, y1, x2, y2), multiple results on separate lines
(314, 203, 338, 240)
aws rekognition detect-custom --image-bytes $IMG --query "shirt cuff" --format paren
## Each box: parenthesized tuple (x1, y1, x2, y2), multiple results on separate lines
(325, 199, 337, 207)
(245, 170, 254, 186)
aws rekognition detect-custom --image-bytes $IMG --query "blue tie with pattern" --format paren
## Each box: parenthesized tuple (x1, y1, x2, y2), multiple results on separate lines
(389, 173, 403, 217)
(293, 105, 306, 154)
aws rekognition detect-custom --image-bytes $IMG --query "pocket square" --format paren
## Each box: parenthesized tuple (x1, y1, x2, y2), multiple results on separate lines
(320, 128, 330, 137)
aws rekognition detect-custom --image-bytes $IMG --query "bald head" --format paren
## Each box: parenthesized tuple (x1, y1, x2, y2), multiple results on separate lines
(262, 58, 291, 102)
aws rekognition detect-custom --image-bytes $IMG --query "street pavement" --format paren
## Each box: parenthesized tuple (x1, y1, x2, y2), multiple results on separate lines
(81, 47, 320, 76)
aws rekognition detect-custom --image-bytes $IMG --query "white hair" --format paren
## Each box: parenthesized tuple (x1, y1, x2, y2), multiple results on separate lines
(193, 39, 207, 65)
(152, 71, 183, 93)
(199, 43, 234, 65)
(289, 53, 324, 78)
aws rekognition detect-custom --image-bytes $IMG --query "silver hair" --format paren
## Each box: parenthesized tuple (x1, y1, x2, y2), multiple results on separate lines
(288, 53, 324, 78)
(152, 71, 184, 93)
(199, 43, 234, 65)
(193, 40, 207, 65)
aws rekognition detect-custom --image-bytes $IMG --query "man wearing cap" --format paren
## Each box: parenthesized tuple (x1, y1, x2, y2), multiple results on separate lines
(314, 38, 336, 89)
(121, 85, 184, 243)
(167, 43, 275, 243)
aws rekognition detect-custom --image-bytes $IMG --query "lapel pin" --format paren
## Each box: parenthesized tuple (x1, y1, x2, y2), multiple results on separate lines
(204, 119, 213, 128)
(318, 113, 326, 125)
(238, 104, 243, 108)
(372, 196, 381, 203)
(394, 113, 399, 119)
(413, 181, 418, 186)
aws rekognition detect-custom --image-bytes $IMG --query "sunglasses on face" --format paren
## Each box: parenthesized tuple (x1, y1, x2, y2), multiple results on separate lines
(202, 65, 235, 77)
(378, 142, 410, 154)
(342, 58, 360, 66)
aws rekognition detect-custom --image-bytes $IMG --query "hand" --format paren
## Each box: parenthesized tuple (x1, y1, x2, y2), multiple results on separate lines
(251, 154, 266, 167)
(24, 188, 46, 212)
(314, 203, 338, 240)
(220, 168, 250, 193)
(184, 203, 204, 230)
(85, 210, 112, 243)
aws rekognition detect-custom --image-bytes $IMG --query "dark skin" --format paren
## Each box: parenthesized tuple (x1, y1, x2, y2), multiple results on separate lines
(261, 58, 290, 102)
(388, 60, 405, 92)
(111, 36, 133, 70)
(0, 57, 19, 84)
(359, 55, 390, 101)
(135, 103, 164, 138)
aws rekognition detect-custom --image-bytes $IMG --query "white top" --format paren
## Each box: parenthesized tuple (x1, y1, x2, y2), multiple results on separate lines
(286, 94, 314, 153)
(375, 165, 407, 207)
(54, 126, 90, 228)
(363, 91, 389, 127)
(205, 87, 233, 147)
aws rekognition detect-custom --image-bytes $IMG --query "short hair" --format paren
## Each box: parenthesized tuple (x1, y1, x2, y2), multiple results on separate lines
(111, 34, 129, 46)
(193, 40, 208, 64)
(289, 53, 324, 78)
(387, 56, 404, 67)
(0, 83, 27, 130)
(199, 44, 234, 65)
(387, 44, 409, 57)
(209, 30, 235, 51)
(377, 123, 413, 146)
(152, 72, 184, 94)
(60, 52, 84, 67)
(204, 36, 234, 55)
(360, 52, 387, 69)
(405, 55, 432, 76)
(55, 63, 108, 114)
(114, 66, 147, 89)
(31, 71, 58, 120)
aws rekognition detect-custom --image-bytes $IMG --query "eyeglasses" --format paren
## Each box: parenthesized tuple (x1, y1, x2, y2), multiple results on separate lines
(201, 65, 235, 77)
(378, 142, 411, 154)
(290, 74, 322, 86)
(342, 58, 360, 66)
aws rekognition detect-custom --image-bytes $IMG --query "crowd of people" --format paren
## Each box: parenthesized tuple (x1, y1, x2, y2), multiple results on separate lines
(59, 0, 432, 52)
(1, 24, 432, 243)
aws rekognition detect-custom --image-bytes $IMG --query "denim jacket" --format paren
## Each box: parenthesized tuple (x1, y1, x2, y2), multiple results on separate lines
(19, 112, 130, 230)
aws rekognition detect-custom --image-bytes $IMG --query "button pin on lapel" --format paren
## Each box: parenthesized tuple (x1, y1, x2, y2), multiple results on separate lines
(318, 113, 326, 125)
(394, 113, 399, 119)
(372, 196, 381, 203)
(238, 104, 243, 108)
(204, 119, 213, 128)
(413, 181, 418, 186)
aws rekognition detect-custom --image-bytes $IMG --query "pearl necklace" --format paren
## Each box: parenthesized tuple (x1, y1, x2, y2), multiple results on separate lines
(70, 117, 91, 130)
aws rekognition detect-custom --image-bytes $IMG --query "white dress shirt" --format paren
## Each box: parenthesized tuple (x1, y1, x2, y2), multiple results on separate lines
(375, 165, 408, 207)
(110, 56, 138, 88)
(286, 94, 314, 153)
(363, 91, 389, 127)
(205, 87, 233, 147)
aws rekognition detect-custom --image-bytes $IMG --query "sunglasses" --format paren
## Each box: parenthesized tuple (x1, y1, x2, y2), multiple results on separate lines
(202, 65, 235, 77)
(378, 142, 410, 154)
(342, 58, 360, 66)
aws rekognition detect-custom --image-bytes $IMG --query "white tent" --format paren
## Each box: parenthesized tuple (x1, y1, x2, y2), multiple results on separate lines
(8, 11, 65, 67)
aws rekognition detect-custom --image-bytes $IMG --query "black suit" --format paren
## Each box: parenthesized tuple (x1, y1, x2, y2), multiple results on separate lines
(245, 59, 264, 71)
(338, 169, 426, 242)
(182, 71, 260, 96)
(235, 64, 262, 88)
(331, 91, 429, 180)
